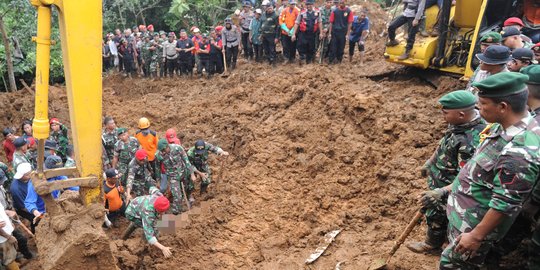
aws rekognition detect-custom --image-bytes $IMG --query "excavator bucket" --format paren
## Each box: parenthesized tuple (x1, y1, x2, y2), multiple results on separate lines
(30, 0, 116, 269)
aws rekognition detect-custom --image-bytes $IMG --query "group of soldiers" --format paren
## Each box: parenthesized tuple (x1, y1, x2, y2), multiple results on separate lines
(1, 116, 229, 260)
(403, 55, 540, 268)
(102, 0, 370, 79)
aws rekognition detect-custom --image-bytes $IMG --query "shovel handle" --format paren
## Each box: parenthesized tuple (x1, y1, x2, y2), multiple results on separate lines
(388, 210, 423, 258)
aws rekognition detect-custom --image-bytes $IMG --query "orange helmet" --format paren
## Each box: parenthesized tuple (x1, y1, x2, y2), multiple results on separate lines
(138, 117, 150, 129)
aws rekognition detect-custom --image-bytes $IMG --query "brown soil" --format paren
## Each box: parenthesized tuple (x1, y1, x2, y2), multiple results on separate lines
(1, 1, 524, 270)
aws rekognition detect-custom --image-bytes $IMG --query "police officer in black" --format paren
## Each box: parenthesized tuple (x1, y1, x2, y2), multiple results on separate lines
(292, 0, 323, 64)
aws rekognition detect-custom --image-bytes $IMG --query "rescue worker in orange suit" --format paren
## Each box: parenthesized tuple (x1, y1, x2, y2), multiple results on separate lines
(292, 0, 323, 65)
(103, 168, 126, 227)
(279, 0, 300, 63)
(328, 0, 353, 64)
(135, 117, 159, 180)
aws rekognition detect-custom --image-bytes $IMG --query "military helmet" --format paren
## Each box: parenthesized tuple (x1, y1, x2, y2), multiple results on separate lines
(225, 17, 232, 24)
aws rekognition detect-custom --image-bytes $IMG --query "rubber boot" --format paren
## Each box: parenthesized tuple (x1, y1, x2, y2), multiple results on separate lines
(386, 39, 399, 46)
(6, 261, 19, 270)
(200, 183, 208, 195)
(121, 222, 137, 240)
(405, 241, 440, 254)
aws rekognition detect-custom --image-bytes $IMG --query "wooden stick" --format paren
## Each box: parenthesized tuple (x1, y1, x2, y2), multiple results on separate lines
(19, 79, 35, 96)
(35, 176, 98, 195)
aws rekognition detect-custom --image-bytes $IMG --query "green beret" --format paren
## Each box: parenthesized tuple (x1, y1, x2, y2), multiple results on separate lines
(157, 138, 169, 151)
(116, 127, 128, 136)
(438, 90, 477, 109)
(480, 32, 502, 44)
(520, 65, 540, 85)
(472, 72, 529, 98)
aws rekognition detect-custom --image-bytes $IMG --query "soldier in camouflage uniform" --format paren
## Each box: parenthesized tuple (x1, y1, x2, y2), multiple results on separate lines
(12, 137, 32, 171)
(112, 128, 140, 186)
(49, 118, 69, 161)
(149, 34, 161, 78)
(187, 140, 229, 195)
(155, 139, 199, 214)
(420, 72, 540, 269)
(407, 90, 486, 254)
(486, 65, 540, 269)
(140, 36, 153, 77)
(318, 0, 333, 60)
(126, 149, 156, 202)
(0, 162, 13, 190)
(101, 116, 117, 170)
(123, 186, 172, 257)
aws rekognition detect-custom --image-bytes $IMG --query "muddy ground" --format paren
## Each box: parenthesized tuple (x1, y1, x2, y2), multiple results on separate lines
(0, 1, 528, 269)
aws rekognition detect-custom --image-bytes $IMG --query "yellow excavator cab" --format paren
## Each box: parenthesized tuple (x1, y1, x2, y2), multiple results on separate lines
(384, 0, 517, 78)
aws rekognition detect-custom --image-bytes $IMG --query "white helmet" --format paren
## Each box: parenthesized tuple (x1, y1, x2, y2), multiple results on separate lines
(255, 8, 262, 14)
(262, 0, 270, 6)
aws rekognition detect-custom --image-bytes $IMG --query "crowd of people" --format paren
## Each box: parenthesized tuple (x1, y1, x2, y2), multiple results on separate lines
(393, 15, 540, 269)
(102, 0, 370, 79)
(0, 116, 230, 265)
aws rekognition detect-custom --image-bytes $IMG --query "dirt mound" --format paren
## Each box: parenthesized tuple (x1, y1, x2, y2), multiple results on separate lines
(34, 191, 115, 270)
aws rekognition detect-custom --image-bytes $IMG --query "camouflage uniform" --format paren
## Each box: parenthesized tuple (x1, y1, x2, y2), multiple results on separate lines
(155, 144, 194, 214)
(0, 162, 13, 189)
(12, 151, 32, 172)
(102, 129, 117, 168)
(114, 137, 140, 186)
(187, 142, 223, 193)
(149, 40, 160, 75)
(141, 40, 153, 77)
(319, 6, 332, 59)
(422, 116, 485, 248)
(64, 157, 76, 167)
(27, 149, 37, 170)
(126, 158, 156, 198)
(49, 124, 69, 161)
(440, 115, 540, 269)
(125, 186, 162, 244)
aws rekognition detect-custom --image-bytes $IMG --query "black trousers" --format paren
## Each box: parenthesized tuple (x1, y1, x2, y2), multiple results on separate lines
(16, 209, 36, 234)
(225, 46, 239, 69)
(178, 57, 193, 76)
(197, 57, 210, 76)
(388, 15, 420, 51)
(123, 58, 136, 75)
(262, 35, 276, 64)
(13, 229, 32, 258)
(241, 32, 253, 59)
(328, 31, 346, 63)
(118, 56, 124, 72)
(165, 58, 177, 77)
(107, 202, 126, 223)
(297, 31, 317, 63)
(253, 43, 263, 62)
(349, 41, 365, 56)
(209, 54, 223, 74)
(281, 35, 296, 61)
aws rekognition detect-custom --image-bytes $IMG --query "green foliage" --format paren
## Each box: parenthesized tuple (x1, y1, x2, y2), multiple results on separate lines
(167, 0, 237, 32)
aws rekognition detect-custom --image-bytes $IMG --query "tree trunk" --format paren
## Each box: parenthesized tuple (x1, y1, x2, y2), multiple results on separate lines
(0, 15, 17, 92)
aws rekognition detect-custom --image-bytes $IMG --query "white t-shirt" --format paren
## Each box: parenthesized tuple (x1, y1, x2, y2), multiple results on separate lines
(0, 204, 14, 244)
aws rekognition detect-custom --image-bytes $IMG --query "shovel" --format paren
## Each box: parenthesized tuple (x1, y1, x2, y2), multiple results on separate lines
(368, 208, 424, 270)
(221, 50, 229, 78)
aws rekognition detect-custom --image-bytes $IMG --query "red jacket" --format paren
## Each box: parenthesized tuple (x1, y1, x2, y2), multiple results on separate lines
(3, 140, 15, 163)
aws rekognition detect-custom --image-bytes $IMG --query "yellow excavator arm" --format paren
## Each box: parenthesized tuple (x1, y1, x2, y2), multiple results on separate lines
(31, 0, 103, 204)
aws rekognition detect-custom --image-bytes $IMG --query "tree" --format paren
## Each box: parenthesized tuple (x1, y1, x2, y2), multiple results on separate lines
(0, 6, 17, 92)
(167, 0, 235, 31)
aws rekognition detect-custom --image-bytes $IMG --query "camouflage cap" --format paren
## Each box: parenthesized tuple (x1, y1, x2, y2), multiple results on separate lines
(472, 72, 529, 98)
(438, 90, 477, 109)
(116, 127, 128, 136)
(480, 32, 502, 44)
(520, 65, 540, 85)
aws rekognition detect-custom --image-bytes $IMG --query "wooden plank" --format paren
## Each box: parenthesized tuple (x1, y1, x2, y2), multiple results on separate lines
(35, 176, 98, 196)
(43, 167, 78, 178)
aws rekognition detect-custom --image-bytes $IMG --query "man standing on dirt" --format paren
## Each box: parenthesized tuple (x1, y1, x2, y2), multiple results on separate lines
(135, 117, 159, 179)
(485, 65, 540, 268)
(279, 0, 300, 64)
(187, 140, 229, 195)
(112, 128, 140, 186)
(101, 116, 117, 170)
(155, 139, 199, 214)
(407, 90, 485, 254)
(260, 0, 280, 66)
(240, 1, 255, 61)
(319, 0, 333, 61)
(162, 33, 178, 77)
(250, 9, 264, 62)
(123, 186, 172, 258)
(348, 10, 369, 65)
(292, 0, 323, 65)
(176, 30, 195, 77)
(126, 149, 156, 203)
(327, 0, 353, 64)
(222, 18, 242, 70)
(385, 0, 427, 60)
(420, 72, 540, 269)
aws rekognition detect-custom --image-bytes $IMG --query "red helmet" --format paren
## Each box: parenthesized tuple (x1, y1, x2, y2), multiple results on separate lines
(504, 17, 524, 27)
(49, 118, 60, 125)
(154, 196, 170, 213)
